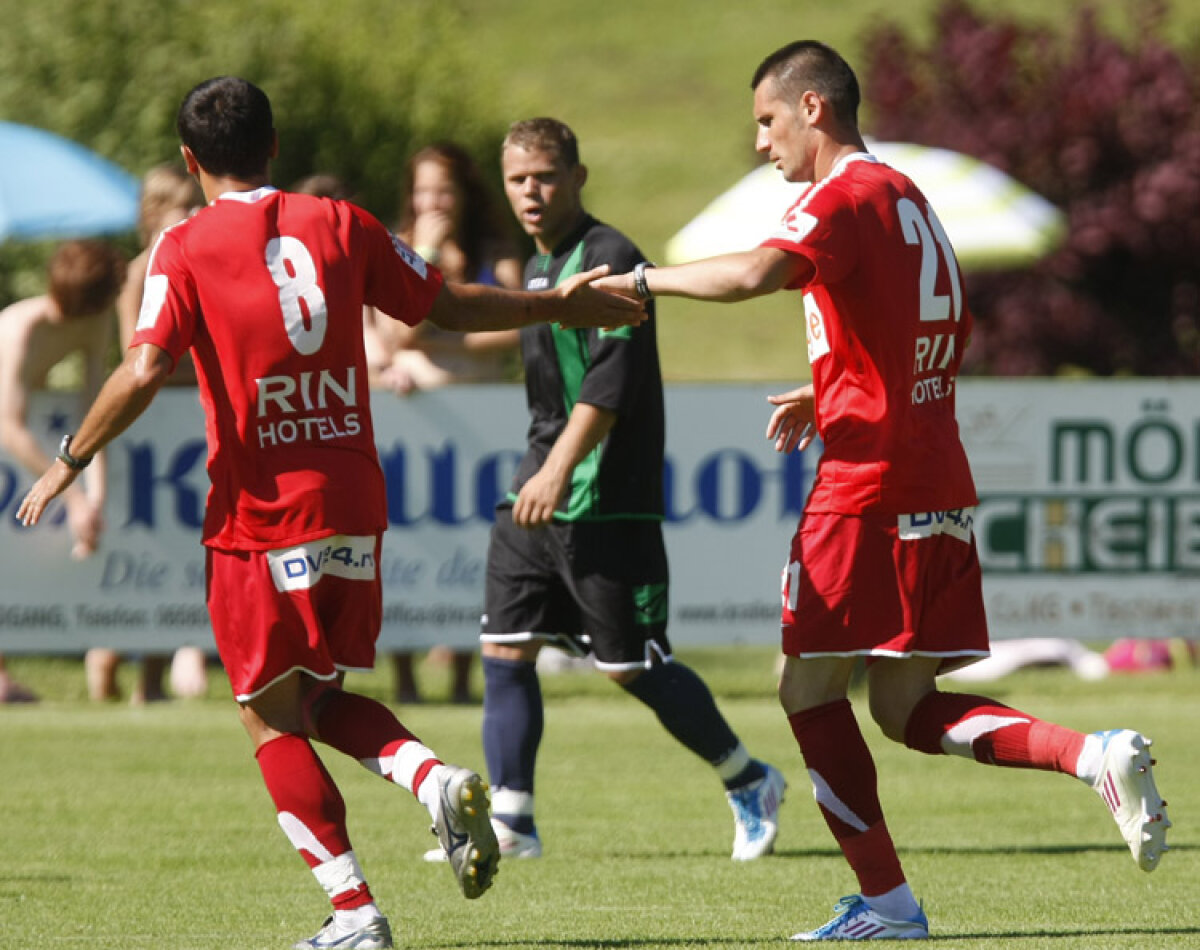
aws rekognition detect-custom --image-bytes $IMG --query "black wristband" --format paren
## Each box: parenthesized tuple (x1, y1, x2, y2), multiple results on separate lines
(633, 260, 656, 300)
(57, 434, 93, 471)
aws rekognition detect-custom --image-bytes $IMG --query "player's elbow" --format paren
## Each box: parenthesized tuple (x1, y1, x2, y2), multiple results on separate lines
(126, 345, 174, 394)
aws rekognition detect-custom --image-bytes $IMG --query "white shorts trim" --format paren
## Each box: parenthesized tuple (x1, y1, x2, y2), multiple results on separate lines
(234, 662, 372, 704)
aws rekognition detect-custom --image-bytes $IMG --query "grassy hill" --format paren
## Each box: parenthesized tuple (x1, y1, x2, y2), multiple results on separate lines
(459, 0, 1200, 380)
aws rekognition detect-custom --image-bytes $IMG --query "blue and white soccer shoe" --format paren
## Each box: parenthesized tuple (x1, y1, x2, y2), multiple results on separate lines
(727, 761, 787, 860)
(792, 895, 928, 941)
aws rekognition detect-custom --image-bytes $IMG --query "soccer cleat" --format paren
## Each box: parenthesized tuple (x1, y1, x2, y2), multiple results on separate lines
(727, 761, 786, 860)
(430, 766, 501, 899)
(1090, 729, 1171, 871)
(424, 816, 541, 862)
(292, 914, 393, 949)
(791, 895, 929, 941)
(492, 817, 543, 858)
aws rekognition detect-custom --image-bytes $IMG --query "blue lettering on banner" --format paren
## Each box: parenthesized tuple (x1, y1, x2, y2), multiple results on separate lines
(0, 461, 16, 514)
(101, 437, 811, 532)
(664, 448, 809, 523)
(125, 440, 206, 529)
(381, 444, 522, 527)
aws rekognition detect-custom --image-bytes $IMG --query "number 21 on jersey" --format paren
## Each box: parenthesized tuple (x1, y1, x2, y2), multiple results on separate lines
(897, 197, 961, 325)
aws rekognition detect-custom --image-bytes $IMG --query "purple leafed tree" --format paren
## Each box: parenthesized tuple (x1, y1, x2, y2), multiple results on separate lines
(862, 0, 1200, 376)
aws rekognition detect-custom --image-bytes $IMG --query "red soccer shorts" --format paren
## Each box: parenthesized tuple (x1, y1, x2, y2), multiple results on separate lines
(206, 534, 383, 702)
(780, 509, 988, 671)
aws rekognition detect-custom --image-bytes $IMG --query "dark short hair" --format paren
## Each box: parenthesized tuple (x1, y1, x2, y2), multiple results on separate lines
(751, 41, 860, 125)
(502, 118, 580, 169)
(47, 240, 126, 319)
(177, 77, 275, 178)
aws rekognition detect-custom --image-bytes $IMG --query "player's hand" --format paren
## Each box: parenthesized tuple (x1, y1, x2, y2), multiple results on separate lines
(512, 467, 567, 528)
(554, 266, 646, 329)
(17, 461, 80, 531)
(766, 384, 817, 453)
(589, 270, 639, 301)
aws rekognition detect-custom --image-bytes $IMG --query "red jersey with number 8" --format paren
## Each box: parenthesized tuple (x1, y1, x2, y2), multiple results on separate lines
(131, 187, 444, 550)
(762, 153, 977, 515)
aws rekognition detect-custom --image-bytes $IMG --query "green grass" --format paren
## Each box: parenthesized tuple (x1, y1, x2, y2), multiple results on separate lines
(1, 647, 1196, 948)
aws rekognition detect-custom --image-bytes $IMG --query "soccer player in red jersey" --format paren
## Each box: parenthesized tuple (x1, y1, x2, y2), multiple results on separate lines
(17, 76, 641, 950)
(596, 41, 1169, 941)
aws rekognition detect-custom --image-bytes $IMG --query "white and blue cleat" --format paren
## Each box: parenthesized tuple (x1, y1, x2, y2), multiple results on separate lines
(727, 761, 787, 860)
(791, 895, 928, 941)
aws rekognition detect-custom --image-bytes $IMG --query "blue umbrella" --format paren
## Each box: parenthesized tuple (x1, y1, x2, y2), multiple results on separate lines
(0, 121, 139, 242)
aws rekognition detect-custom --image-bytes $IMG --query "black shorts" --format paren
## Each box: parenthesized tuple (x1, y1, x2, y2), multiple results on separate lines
(481, 509, 671, 671)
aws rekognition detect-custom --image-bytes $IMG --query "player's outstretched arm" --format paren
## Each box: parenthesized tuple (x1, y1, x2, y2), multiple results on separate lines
(765, 384, 817, 454)
(593, 246, 810, 303)
(426, 265, 645, 333)
(17, 343, 173, 530)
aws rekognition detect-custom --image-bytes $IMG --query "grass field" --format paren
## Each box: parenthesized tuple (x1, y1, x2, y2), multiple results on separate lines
(1, 647, 1195, 949)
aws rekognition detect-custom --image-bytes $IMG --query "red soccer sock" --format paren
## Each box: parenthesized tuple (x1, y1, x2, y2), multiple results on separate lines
(255, 734, 374, 911)
(788, 699, 906, 897)
(903, 690, 1085, 774)
(310, 688, 441, 797)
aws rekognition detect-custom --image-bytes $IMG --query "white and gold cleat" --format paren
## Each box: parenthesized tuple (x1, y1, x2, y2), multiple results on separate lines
(430, 766, 501, 898)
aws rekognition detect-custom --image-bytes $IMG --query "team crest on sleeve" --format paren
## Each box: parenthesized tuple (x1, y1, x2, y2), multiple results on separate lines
(779, 208, 819, 240)
(135, 273, 169, 332)
(390, 233, 429, 278)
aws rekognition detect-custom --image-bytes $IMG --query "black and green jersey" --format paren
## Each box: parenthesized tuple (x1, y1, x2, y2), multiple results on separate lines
(508, 214, 664, 521)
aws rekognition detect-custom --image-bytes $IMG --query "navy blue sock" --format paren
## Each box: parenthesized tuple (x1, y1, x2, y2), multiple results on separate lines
(621, 661, 746, 778)
(481, 655, 542, 834)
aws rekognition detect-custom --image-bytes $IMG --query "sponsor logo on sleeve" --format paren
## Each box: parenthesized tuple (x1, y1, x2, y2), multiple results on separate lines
(390, 234, 429, 278)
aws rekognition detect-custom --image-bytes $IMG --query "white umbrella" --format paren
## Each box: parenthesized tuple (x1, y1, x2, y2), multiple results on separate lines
(665, 141, 1065, 271)
(0, 121, 139, 242)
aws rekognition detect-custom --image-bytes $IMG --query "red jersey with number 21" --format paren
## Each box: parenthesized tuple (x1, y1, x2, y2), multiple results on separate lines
(131, 187, 444, 550)
(762, 153, 977, 515)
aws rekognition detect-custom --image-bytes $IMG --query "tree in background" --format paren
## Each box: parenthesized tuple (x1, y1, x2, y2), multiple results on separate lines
(0, 0, 510, 307)
(862, 0, 1200, 375)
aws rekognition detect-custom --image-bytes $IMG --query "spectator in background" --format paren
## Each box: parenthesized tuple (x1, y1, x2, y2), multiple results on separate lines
(0, 240, 123, 703)
(369, 143, 523, 394)
(0, 239, 122, 559)
(88, 163, 209, 704)
(377, 143, 523, 705)
(292, 173, 353, 202)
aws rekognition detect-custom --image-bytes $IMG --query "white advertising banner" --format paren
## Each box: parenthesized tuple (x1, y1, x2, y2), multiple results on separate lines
(0, 380, 1197, 653)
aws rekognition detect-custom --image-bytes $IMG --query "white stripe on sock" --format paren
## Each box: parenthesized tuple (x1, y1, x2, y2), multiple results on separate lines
(808, 768, 869, 833)
(277, 810, 335, 864)
(941, 714, 1030, 758)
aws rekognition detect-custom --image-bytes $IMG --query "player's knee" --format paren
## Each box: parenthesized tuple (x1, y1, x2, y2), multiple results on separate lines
(867, 689, 910, 743)
(482, 639, 541, 663)
(608, 667, 641, 687)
